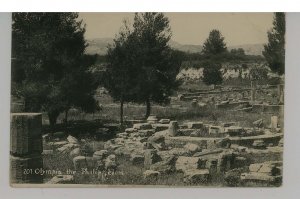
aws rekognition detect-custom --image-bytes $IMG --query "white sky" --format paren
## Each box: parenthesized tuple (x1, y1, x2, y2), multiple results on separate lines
(79, 13, 274, 46)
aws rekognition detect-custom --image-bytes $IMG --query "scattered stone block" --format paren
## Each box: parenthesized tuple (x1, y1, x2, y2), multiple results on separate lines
(209, 126, 223, 135)
(125, 128, 137, 133)
(183, 169, 210, 184)
(93, 150, 108, 160)
(143, 170, 160, 179)
(175, 156, 206, 172)
(168, 121, 179, 136)
(10, 155, 43, 184)
(252, 140, 266, 149)
(73, 156, 87, 170)
(70, 148, 81, 157)
(152, 124, 169, 132)
(226, 126, 243, 136)
(271, 116, 278, 130)
(52, 141, 69, 147)
(139, 129, 155, 137)
(10, 113, 43, 156)
(144, 149, 162, 169)
(105, 154, 117, 171)
(178, 129, 194, 136)
(184, 143, 202, 154)
(67, 135, 79, 144)
(133, 123, 153, 130)
(46, 175, 74, 184)
(187, 122, 203, 129)
(159, 119, 170, 124)
(147, 115, 158, 124)
(190, 131, 200, 137)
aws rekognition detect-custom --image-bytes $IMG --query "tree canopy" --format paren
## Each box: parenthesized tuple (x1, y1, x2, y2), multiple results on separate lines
(202, 29, 227, 56)
(12, 13, 99, 126)
(105, 13, 183, 120)
(263, 12, 285, 75)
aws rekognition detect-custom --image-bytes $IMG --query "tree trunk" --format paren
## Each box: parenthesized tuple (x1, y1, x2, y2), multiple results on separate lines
(120, 98, 124, 125)
(64, 109, 69, 125)
(48, 110, 59, 135)
(145, 98, 151, 119)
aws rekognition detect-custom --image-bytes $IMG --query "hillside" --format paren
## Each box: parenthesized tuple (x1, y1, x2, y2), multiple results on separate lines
(86, 38, 264, 56)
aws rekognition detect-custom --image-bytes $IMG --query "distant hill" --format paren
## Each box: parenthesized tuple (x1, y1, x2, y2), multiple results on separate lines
(86, 38, 264, 56)
(228, 44, 264, 56)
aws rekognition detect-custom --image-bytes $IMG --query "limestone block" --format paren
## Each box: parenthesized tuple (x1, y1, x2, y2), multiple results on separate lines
(10, 113, 42, 156)
(10, 155, 43, 184)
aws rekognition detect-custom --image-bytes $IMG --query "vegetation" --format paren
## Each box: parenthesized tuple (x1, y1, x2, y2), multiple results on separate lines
(11, 13, 99, 128)
(202, 62, 223, 85)
(263, 12, 285, 75)
(105, 13, 183, 121)
(202, 29, 227, 56)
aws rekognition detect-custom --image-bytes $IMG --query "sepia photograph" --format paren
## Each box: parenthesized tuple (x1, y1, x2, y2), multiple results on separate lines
(10, 12, 285, 187)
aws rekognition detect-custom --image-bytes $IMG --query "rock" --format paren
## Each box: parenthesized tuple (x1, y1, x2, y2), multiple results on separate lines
(139, 129, 155, 137)
(222, 122, 236, 128)
(46, 175, 74, 184)
(105, 154, 117, 171)
(178, 129, 194, 136)
(184, 143, 202, 154)
(215, 138, 231, 148)
(57, 143, 79, 153)
(270, 116, 278, 130)
(150, 154, 176, 174)
(130, 154, 145, 165)
(70, 148, 81, 157)
(147, 134, 166, 150)
(226, 126, 243, 136)
(190, 131, 200, 137)
(175, 156, 206, 172)
(159, 119, 170, 124)
(67, 135, 79, 144)
(183, 169, 210, 183)
(143, 170, 160, 179)
(147, 115, 158, 124)
(152, 124, 169, 132)
(240, 172, 278, 182)
(252, 140, 266, 149)
(133, 123, 153, 130)
(187, 122, 203, 129)
(209, 126, 223, 135)
(168, 121, 179, 136)
(249, 163, 263, 172)
(73, 156, 87, 170)
(93, 150, 108, 160)
(116, 132, 128, 138)
(125, 128, 137, 133)
(52, 141, 68, 147)
(144, 149, 162, 168)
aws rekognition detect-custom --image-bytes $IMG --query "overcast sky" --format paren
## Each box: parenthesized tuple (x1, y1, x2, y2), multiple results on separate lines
(79, 13, 274, 46)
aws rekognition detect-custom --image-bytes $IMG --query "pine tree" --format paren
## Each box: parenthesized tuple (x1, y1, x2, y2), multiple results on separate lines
(263, 12, 285, 75)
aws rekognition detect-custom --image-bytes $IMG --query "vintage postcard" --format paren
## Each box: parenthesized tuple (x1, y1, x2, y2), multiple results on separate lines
(10, 12, 284, 187)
